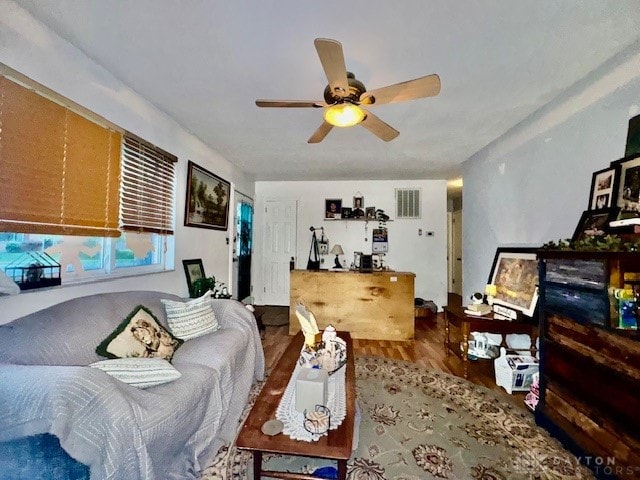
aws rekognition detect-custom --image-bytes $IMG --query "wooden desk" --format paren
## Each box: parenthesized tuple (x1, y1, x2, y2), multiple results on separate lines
(289, 270, 415, 340)
(443, 304, 537, 379)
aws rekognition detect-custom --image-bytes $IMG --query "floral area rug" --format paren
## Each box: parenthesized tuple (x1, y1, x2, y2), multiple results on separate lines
(200, 356, 593, 480)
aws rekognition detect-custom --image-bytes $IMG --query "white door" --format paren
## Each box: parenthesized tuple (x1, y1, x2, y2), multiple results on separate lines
(451, 209, 463, 296)
(262, 199, 297, 305)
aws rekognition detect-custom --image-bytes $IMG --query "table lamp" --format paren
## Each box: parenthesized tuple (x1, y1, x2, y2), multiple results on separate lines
(330, 244, 344, 268)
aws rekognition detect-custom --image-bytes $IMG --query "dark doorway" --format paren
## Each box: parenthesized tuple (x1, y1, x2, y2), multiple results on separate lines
(236, 200, 253, 301)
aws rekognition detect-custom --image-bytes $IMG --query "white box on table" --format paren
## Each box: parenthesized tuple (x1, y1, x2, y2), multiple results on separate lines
(494, 347, 539, 394)
(295, 367, 328, 413)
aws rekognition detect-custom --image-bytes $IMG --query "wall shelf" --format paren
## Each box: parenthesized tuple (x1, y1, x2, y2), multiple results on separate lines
(323, 218, 393, 222)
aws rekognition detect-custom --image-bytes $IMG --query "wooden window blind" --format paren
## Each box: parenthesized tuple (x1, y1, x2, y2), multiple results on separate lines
(0, 76, 122, 237)
(120, 133, 177, 235)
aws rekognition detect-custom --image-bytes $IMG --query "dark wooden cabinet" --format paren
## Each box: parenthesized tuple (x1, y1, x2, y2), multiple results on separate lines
(537, 251, 640, 479)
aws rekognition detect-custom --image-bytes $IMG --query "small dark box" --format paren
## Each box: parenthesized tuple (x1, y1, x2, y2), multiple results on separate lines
(359, 254, 373, 272)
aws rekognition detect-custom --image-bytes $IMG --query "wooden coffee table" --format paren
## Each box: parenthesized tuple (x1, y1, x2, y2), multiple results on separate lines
(236, 331, 356, 480)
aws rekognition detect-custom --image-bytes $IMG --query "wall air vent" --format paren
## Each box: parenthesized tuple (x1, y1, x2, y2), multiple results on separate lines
(395, 188, 421, 219)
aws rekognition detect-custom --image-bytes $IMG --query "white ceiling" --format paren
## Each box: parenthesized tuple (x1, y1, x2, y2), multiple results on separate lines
(15, 0, 640, 182)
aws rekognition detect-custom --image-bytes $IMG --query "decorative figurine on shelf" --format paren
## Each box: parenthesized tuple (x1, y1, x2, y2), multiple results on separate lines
(464, 292, 492, 316)
(212, 281, 232, 299)
(376, 209, 389, 229)
(470, 292, 483, 304)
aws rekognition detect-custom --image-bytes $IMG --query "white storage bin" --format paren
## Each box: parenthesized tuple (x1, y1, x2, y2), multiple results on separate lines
(494, 347, 539, 394)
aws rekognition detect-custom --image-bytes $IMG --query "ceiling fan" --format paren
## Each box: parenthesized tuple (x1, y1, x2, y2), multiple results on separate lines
(255, 38, 441, 143)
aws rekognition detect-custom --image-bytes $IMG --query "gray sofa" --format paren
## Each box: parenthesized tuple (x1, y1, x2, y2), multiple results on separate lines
(0, 290, 265, 480)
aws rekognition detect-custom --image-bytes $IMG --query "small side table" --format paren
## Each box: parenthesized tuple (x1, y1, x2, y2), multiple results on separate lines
(443, 304, 537, 379)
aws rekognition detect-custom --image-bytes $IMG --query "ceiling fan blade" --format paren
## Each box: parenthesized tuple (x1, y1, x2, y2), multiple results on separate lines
(360, 110, 399, 142)
(255, 99, 326, 108)
(360, 74, 441, 106)
(314, 38, 349, 98)
(308, 121, 334, 143)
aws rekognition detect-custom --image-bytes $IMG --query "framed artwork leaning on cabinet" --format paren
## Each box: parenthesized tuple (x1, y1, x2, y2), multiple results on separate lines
(487, 247, 539, 318)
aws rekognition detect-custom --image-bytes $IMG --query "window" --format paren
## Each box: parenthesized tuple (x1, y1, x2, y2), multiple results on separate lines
(120, 133, 177, 235)
(0, 232, 168, 284)
(0, 73, 177, 287)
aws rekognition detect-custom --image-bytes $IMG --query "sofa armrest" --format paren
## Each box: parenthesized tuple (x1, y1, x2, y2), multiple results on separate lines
(211, 299, 259, 332)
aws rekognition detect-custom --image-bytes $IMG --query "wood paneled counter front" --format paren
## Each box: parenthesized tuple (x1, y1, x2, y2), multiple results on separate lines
(289, 270, 415, 340)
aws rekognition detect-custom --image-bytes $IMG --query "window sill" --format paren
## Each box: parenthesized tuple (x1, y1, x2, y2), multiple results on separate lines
(13, 268, 175, 294)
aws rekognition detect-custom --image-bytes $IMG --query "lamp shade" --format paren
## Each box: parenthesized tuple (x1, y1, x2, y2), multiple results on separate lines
(323, 104, 365, 127)
(330, 244, 344, 255)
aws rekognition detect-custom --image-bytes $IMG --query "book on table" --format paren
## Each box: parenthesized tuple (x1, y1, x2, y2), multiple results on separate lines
(464, 303, 492, 316)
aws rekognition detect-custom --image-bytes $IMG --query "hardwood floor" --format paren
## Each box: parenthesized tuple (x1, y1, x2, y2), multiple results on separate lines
(259, 306, 529, 410)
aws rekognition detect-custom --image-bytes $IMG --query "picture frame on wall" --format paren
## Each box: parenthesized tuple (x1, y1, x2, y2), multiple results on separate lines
(588, 167, 616, 210)
(352, 195, 365, 218)
(365, 207, 376, 219)
(487, 247, 539, 318)
(325, 198, 342, 218)
(182, 259, 205, 298)
(571, 209, 614, 243)
(184, 160, 231, 230)
(341, 207, 352, 219)
(610, 154, 640, 221)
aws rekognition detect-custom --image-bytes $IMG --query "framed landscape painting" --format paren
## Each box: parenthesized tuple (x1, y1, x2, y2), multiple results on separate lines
(185, 161, 230, 230)
(487, 247, 539, 317)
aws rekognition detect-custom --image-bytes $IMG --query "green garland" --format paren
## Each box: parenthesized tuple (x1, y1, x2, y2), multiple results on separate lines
(542, 235, 640, 252)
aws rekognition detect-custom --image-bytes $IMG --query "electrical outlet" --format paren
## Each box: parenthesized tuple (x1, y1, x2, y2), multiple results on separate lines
(418, 228, 423, 236)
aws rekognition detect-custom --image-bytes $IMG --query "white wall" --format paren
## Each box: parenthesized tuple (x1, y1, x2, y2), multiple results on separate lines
(0, 2, 252, 322)
(253, 180, 448, 310)
(462, 41, 640, 298)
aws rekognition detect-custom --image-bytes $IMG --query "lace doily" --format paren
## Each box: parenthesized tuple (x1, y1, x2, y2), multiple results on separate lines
(275, 360, 346, 442)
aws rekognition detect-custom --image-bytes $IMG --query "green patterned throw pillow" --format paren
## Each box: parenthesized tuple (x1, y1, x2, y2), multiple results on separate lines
(96, 305, 182, 361)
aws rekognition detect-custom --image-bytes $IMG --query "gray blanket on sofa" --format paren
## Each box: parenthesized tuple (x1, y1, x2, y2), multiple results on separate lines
(0, 291, 265, 480)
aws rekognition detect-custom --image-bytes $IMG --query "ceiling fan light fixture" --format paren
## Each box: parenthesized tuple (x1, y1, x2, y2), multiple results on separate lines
(323, 103, 366, 127)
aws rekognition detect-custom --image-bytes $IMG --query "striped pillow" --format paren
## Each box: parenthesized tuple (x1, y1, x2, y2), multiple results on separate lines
(161, 291, 220, 340)
(89, 358, 181, 388)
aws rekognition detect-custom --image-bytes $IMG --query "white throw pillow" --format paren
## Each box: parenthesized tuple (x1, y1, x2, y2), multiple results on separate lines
(161, 290, 220, 340)
(89, 358, 181, 388)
